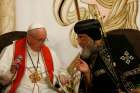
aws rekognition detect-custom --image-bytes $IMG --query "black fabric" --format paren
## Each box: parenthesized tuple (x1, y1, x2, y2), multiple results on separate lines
(0, 31, 26, 53)
(79, 47, 118, 93)
(93, 54, 117, 93)
(78, 29, 140, 93)
(106, 35, 140, 73)
(105, 34, 140, 90)
(74, 19, 102, 40)
(106, 29, 140, 58)
(79, 34, 140, 93)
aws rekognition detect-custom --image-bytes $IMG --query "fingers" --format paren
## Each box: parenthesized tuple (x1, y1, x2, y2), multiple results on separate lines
(79, 58, 85, 63)
(75, 58, 86, 66)
(130, 88, 140, 93)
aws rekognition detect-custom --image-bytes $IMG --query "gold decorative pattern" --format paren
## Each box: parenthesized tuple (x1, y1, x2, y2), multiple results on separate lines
(53, 0, 138, 48)
(29, 70, 42, 83)
(96, 0, 115, 9)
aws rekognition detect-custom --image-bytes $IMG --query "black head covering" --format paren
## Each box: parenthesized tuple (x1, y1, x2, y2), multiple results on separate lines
(74, 19, 102, 40)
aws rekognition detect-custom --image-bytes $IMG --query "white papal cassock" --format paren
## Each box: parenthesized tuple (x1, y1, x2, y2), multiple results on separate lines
(0, 41, 62, 93)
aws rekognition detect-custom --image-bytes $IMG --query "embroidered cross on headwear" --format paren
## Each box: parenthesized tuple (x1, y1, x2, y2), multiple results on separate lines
(120, 51, 134, 65)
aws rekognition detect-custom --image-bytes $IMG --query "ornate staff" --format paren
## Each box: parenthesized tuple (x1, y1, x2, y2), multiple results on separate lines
(74, 0, 81, 20)
(69, 0, 81, 48)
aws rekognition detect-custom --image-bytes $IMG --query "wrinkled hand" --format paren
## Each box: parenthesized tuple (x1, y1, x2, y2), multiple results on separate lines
(75, 58, 90, 74)
(130, 88, 140, 93)
(0, 71, 14, 86)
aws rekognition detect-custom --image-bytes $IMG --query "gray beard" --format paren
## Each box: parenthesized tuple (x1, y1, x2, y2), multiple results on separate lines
(80, 46, 99, 60)
(80, 48, 92, 59)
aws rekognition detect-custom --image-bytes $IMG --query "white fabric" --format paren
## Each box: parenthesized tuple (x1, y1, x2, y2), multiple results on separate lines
(28, 24, 46, 31)
(0, 42, 62, 93)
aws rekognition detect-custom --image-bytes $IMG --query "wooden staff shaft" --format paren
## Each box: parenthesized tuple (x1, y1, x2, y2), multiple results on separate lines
(74, 0, 80, 20)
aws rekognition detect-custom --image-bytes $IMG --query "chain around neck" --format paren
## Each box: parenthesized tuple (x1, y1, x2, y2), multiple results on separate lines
(27, 48, 40, 71)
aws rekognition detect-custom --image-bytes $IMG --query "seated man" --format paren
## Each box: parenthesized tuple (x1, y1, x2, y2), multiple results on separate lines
(0, 24, 67, 93)
(73, 19, 118, 93)
(73, 19, 140, 93)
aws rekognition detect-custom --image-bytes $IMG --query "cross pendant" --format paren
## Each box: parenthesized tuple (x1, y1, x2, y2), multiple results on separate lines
(29, 71, 41, 83)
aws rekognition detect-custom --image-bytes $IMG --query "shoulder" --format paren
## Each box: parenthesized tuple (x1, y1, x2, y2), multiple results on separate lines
(0, 43, 14, 57)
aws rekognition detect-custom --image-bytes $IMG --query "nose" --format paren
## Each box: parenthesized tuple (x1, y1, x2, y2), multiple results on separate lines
(78, 40, 86, 48)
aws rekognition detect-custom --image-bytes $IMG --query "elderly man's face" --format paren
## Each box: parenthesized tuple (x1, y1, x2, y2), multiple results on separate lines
(77, 34, 94, 49)
(77, 34, 99, 59)
(27, 28, 47, 51)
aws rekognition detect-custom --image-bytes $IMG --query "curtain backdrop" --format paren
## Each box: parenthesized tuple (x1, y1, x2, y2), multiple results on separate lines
(0, 0, 15, 34)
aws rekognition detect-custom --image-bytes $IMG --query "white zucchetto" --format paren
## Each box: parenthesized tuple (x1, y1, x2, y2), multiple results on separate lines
(28, 24, 46, 31)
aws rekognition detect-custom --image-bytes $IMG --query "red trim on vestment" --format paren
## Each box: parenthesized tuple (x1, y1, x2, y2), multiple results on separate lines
(41, 45, 54, 83)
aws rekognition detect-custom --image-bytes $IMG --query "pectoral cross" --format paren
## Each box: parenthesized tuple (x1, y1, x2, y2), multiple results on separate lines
(29, 70, 41, 83)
